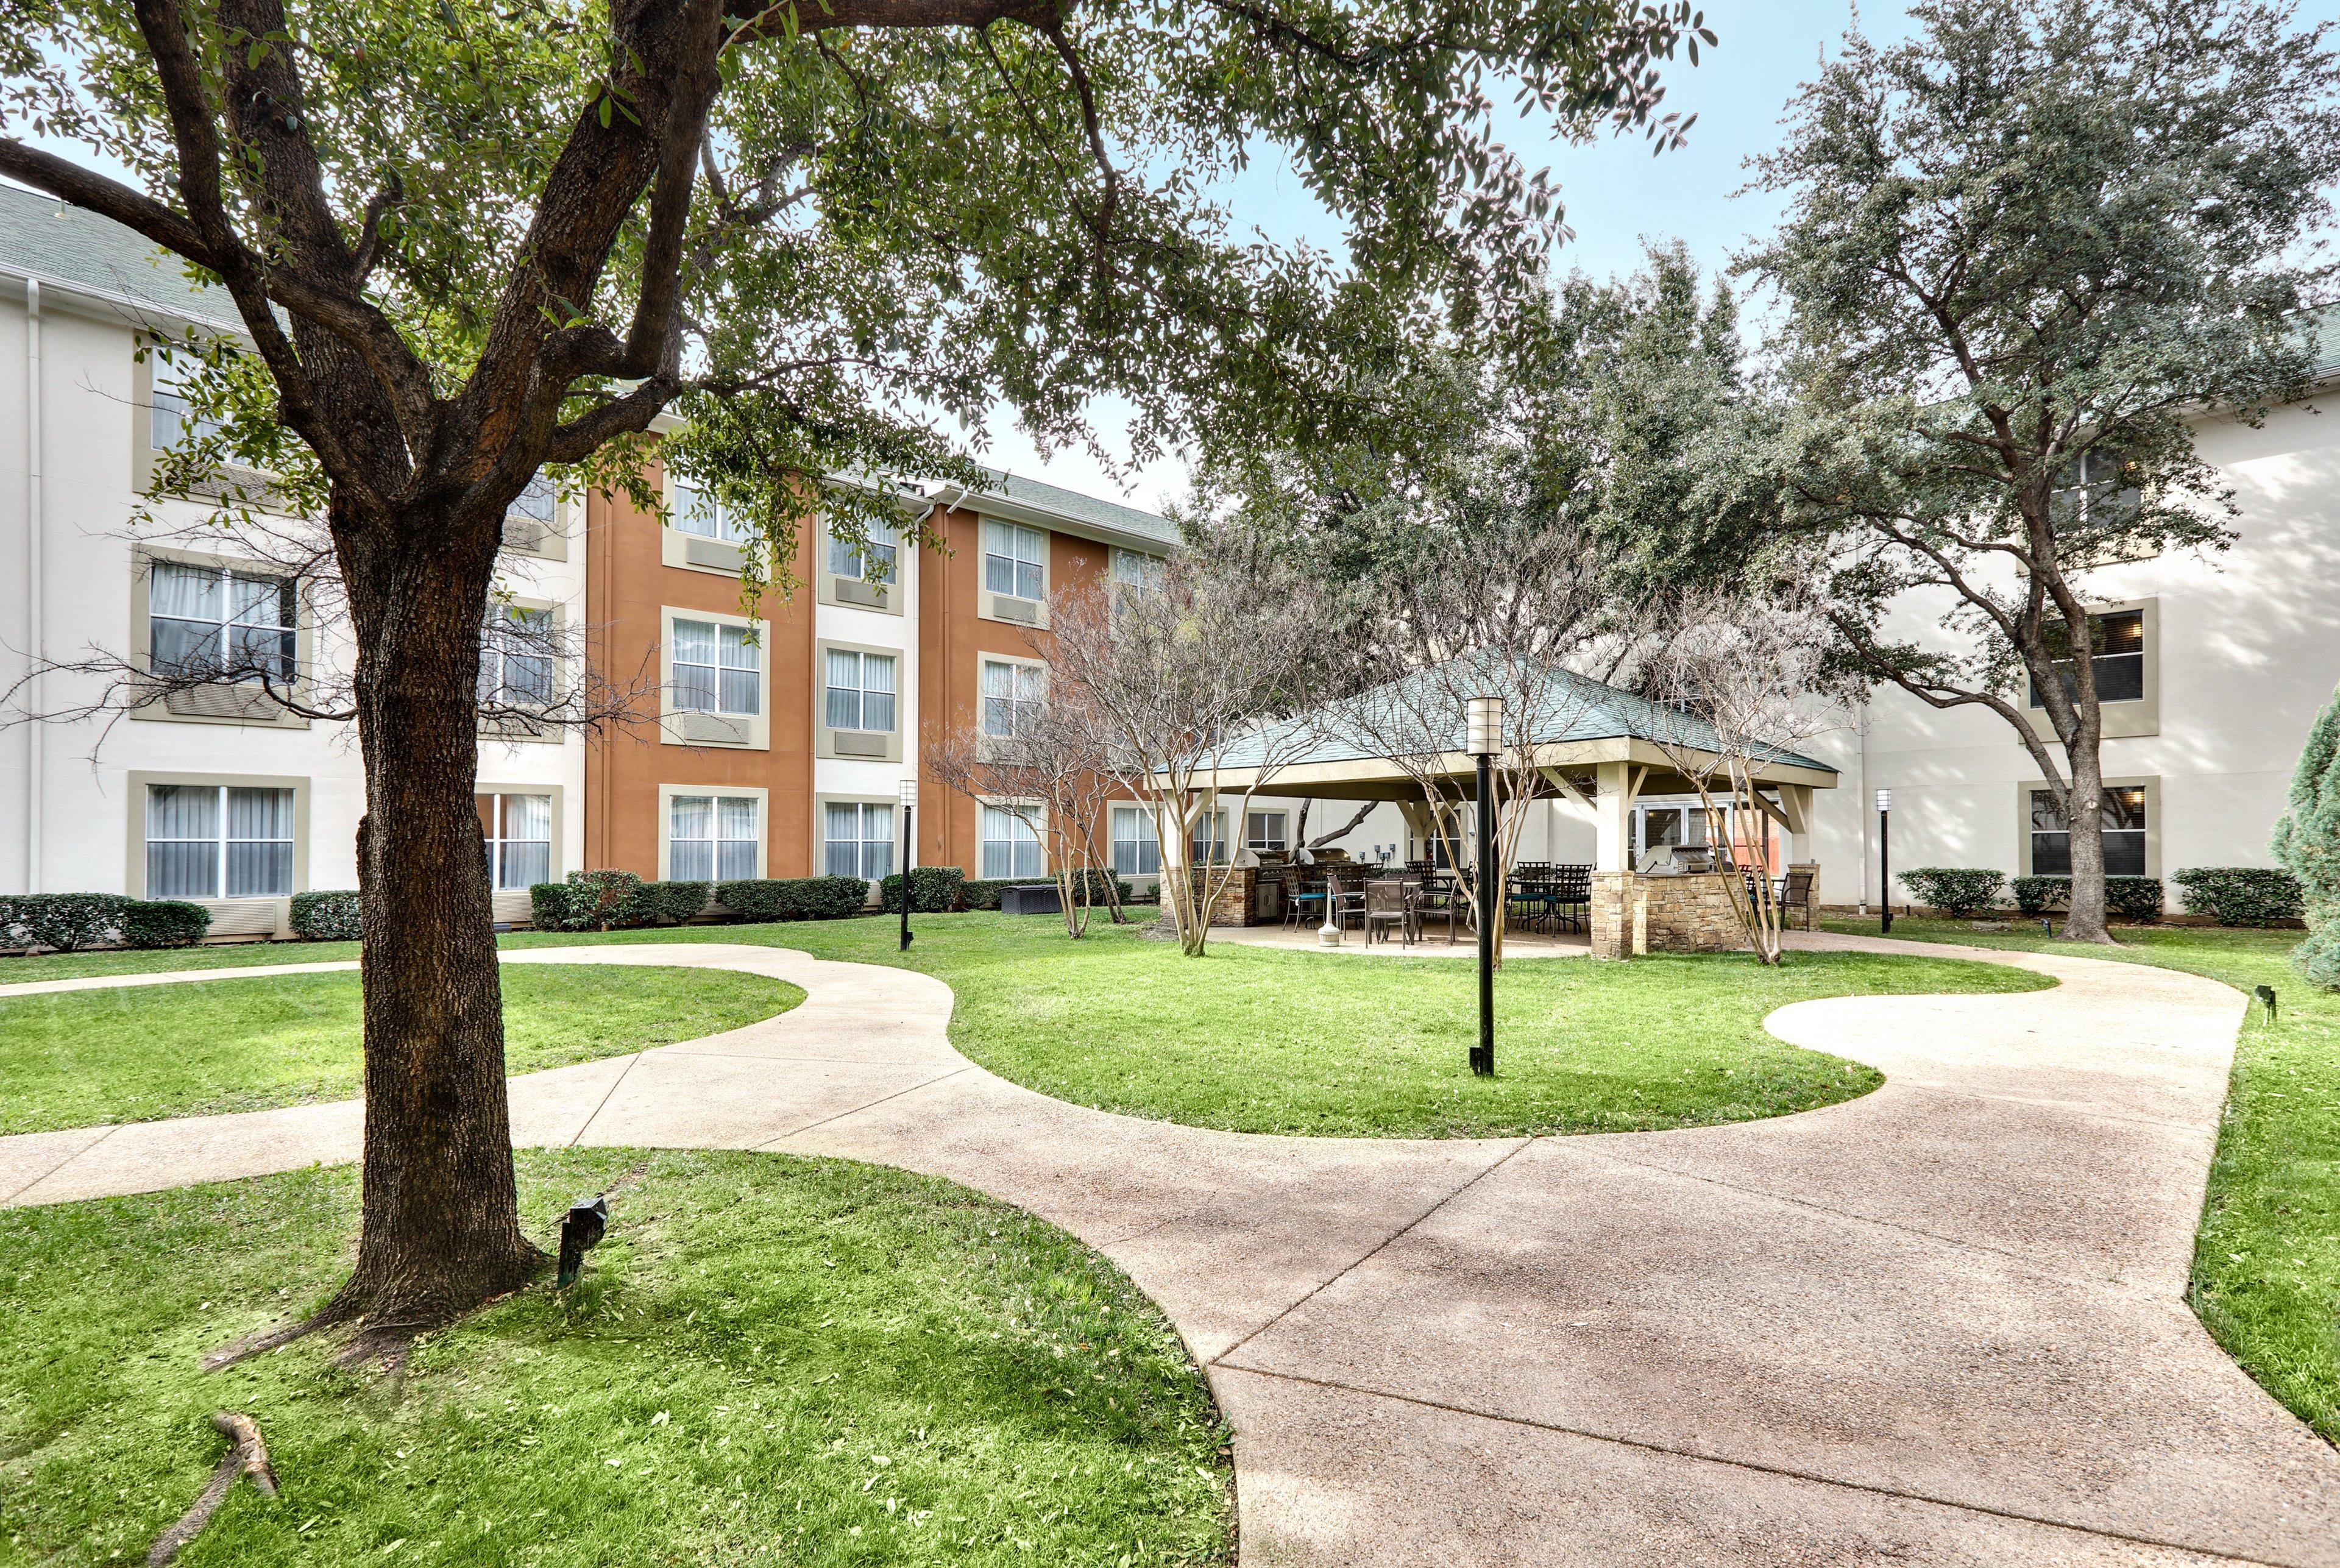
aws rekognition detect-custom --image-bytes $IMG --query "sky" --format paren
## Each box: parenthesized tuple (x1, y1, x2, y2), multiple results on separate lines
(982, 0, 1915, 513)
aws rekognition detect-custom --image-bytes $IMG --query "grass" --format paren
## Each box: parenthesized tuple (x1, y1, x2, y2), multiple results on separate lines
(0, 966, 803, 1134)
(0, 1149, 1232, 1567)
(1823, 914, 2340, 1445)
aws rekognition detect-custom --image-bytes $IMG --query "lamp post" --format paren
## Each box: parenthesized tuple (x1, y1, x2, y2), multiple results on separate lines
(898, 776, 918, 951)
(1467, 695, 1502, 1077)
(1875, 787, 1892, 935)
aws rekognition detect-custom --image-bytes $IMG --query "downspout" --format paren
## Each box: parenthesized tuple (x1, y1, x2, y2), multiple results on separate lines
(1856, 697, 1871, 913)
(23, 278, 41, 894)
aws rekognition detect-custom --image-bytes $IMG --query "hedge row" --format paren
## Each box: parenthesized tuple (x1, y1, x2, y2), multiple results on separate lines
(0, 893, 211, 952)
(1896, 868, 2005, 918)
(715, 876, 871, 922)
(290, 890, 363, 942)
(1892, 866, 2312, 926)
(2171, 867, 2306, 927)
(879, 865, 966, 914)
(2008, 875, 2165, 921)
(529, 870, 714, 932)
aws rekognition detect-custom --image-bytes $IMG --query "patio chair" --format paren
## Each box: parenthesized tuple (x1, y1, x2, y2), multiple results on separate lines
(1550, 865, 1592, 934)
(1327, 868, 1368, 931)
(1286, 874, 1328, 930)
(1776, 867, 1816, 932)
(1415, 872, 1467, 945)
(1363, 879, 1416, 948)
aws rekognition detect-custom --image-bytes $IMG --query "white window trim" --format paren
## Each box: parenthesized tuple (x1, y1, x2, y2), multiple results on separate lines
(657, 783, 768, 883)
(124, 770, 310, 938)
(815, 514, 906, 615)
(477, 783, 564, 901)
(1110, 802, 1163, 881)
(815, 638, 906, 762)
(978, 796, 1048, 881)
(815, 794, 900, 889)
(977, 517, 1051, 628)
(977, 654, 1048, 741)
(127, 545, 316, 730)
(659, 605, 771, 751)
(479, 597, 565, 745)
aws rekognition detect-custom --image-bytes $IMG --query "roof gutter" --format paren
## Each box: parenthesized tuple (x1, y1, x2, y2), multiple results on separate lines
(920, 480, 1175, 556)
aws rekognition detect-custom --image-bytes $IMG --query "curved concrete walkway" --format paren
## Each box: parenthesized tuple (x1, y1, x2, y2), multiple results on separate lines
(4, 935, 2337, 1565)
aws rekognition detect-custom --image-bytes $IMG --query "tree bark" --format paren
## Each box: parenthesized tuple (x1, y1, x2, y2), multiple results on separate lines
(326, 495, 542, 1337)
(2061, 728, 2113, 944)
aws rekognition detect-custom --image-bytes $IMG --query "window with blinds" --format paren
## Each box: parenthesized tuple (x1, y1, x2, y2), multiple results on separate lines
(672, 619, 760, 715)
(2031, 611, 2145, 706)
(672, 480, 752, 543)
(148, 561, 296, 684)
(2029, 786, 2148, 877)
(824, 650, 898, 732)
(145, 783, 296, 899)
(826, 520, 898, 583)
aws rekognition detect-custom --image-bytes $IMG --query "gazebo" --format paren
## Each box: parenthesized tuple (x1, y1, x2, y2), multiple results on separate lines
(1191, 665, 1839, 958)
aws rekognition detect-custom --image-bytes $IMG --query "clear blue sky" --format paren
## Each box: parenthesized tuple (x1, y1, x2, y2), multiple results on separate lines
(990, 0, 1913, 509)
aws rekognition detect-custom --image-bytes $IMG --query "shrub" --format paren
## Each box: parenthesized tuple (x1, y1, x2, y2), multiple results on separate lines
(628, 879, 712, 926)
(2010, 876, 2065, 914)
(1067, 868, 1133, 909)
(879, 865, 965, 914)
(2171, 867, 2305, 927)
(0, 892, 131, 953)
(117, 898, 211, 948)
(2105, 876, 2164, 923)
(956, 878, 1011, 911)
(2274, 683, 2340, 988)
(289, 889, 364, 942)
(563, 868, 646, 931)
(1896, 867, 2005, 917)
(715, 876, 872, 922)
(528, 881, 578, 931)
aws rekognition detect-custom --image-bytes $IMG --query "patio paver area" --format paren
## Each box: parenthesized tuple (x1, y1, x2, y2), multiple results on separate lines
(4, 934, 2336, 1565)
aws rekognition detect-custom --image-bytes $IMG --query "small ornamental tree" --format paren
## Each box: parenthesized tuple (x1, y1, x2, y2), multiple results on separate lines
(2273, 684, 2340, 988)
(0, 0, 1712, 1342)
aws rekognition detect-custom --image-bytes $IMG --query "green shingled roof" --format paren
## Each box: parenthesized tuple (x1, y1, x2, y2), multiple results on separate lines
(1217, 655, 1836, 776)
(0, 182, 235, 330)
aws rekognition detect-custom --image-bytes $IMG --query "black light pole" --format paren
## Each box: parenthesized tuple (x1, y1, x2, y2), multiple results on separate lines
(898, 776, 918, 951)
(1468, 695, 1502, 1077)
(1876, 787, 1893, 935)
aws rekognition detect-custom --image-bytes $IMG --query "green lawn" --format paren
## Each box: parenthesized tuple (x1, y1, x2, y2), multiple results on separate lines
(0, 966, 803, 1134)
(1824, 915, 2340, 1444)
(0, 1150, 1232, 1567)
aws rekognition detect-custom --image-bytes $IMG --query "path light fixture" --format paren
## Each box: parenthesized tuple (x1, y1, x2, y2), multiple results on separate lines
(1876, 788, 1893, 935)
(556, 1194, 609, 1288)
(1468, 695, 1502, 1077)
(898, 776, 918, 952)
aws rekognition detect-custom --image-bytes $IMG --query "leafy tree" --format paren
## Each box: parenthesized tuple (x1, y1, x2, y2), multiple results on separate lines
(2274, 685, 2340, 988)
(1734, 0, 2339, 943)
(0, 0, 1714, 1341)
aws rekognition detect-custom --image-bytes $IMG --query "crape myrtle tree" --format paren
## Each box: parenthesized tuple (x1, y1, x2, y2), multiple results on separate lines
(926, 696, 1123, 937)
(0, 0, 1717, 1343)
(1736, 0, 2339, 944)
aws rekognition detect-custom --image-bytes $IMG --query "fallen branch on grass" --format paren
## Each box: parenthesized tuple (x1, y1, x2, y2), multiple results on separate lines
(147, 1411, 278, 1567)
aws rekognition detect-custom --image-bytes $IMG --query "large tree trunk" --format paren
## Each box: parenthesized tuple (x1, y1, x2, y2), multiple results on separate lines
(327, 498, 543, 1340)
(2062, 733, 2113, 945)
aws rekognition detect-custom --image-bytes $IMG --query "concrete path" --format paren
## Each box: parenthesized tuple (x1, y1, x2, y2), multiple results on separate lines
(4, 935, 2336, 1565)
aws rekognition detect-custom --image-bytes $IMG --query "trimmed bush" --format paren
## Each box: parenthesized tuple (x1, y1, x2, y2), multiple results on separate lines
(528, 881, 579, 931)
(956, 878, 1011, 912)
(716, 876, 872, 923)
(2009, 874, 2162, 921)
(2171, 867, 2305, 928)
(289, 889, 363, 942)
(628, 879, 712, 926)
(0, 893, 131, 953)
(118, 899, 211, 948)
(1897, 867, 2005, 917)
(564, 868, 646, 931)
(879, 865, 966, 914)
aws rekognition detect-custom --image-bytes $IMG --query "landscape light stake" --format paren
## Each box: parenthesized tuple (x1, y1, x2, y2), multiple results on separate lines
(1876, 788, 1893, 935)
(899, 776, 918, 952)
(556, 1196, 609, 1288)
(1468, 696, 1502, 1077)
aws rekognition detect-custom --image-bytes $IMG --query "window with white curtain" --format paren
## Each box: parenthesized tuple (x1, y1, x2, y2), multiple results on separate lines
(478, 792, 553, 890)
(1111, 548, 1165, 594)
(478, 606, 556, 708)
(982, 520, 1047, 600)
(148, 560, 296, 684)
(979, 659, 1043, 738)
(1110, 806, 1160, 876)
(671, 619, 759, 715)
(669, 793, 760, 881)
(508, 472, 556, 526)
(149, 355, 224, 450)
(672, 479, 751, 543)
(824, 650, 897, 732)
(979, 804, 1043, 879)
(824, 802, 896, 881)
(826, 519, 898, 583)
(145, 783, 296, 899)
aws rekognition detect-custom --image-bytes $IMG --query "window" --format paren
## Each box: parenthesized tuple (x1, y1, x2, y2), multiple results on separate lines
(145, 783, 294, 899)
(478, 792, 553, 890)
(980, 659, 1044, 738)
(980, 804, 1043, 879)
(479, 606, 556, 708)
(508, 472, 556, 527)
(2049, 450, 2139, 533)
(824, 649, 898, 733)
(1110, 806, 1161, 876)
(2029, 786, 2147, 878)
(1112, 548, 1165, 595)
(824, 802, 896, 881)
(982, 520, 1046, 601)
(672, 619, 760, 715)
(148, 561, 296, 684)
(149, 355, 224, 450)
(672, 479, 751, 544)
(1191, 809, 1230, 867)
(669, 793, 760, 881)
(826, 520, 898, 584)
(1246, 811, 1288, 853)
(2031, 611, 2144, 706)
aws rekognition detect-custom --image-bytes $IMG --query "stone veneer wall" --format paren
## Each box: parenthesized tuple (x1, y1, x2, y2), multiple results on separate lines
(1590, 871, 1751, 959)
